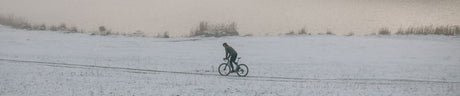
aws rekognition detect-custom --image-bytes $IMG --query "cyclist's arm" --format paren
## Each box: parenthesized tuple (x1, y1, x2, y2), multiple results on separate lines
(225, 48, 229, 58)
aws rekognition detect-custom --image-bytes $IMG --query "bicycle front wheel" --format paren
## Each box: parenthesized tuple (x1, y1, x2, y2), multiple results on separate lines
(218, 63, 231, 76)
(236, 64, 249, 77)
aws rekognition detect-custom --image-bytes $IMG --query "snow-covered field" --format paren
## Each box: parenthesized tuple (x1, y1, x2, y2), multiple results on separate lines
(1, 26, 460, 96)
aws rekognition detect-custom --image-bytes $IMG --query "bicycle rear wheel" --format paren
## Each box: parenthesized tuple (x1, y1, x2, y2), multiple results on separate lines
(236, 64, 249, 77)
(218, 63, 231, 76)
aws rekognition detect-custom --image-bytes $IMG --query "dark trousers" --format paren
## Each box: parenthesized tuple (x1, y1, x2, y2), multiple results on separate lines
(229, 54, 238, 70)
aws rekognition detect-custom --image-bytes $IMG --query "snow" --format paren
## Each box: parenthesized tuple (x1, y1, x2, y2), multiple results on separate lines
(1, 25, 460, 96)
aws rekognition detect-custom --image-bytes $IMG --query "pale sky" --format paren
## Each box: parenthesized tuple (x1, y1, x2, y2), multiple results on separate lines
(1, 0, 459, 36)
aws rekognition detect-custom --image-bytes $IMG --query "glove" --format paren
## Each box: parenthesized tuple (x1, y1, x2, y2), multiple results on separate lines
(223, 57, 228, 60)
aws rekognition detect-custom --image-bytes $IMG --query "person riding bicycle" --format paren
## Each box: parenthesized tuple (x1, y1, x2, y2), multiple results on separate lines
(223, 43, 239, 72)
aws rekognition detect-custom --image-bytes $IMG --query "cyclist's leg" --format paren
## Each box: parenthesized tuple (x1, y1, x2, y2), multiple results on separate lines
(230, 54, 238, 70)
(227, 59, 234, 70)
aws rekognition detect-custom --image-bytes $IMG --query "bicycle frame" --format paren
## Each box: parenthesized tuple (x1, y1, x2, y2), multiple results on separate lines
(224, 57, 241, 65)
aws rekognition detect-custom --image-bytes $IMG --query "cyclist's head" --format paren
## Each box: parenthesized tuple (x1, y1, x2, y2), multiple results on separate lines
(223, 43, 228, 46)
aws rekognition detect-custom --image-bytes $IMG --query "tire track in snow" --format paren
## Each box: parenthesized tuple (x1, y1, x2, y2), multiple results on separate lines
(0, 58, 214, 76)
(2, 58, 459, 84)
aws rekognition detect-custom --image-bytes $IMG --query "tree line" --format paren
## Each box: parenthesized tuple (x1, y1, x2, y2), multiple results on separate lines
(190, 21, 239, 37)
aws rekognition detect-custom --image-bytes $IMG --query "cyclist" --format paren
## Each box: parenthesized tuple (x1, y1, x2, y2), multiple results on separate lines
(223, 43, 239, 72)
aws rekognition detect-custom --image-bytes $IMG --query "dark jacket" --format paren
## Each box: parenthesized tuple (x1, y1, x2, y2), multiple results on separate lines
(224, 45, 237, 57)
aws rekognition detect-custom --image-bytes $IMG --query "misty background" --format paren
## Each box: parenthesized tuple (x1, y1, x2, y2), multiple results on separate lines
(1, 0, 459, 37)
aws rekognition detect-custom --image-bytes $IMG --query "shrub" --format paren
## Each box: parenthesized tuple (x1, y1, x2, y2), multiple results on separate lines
(156, 31, 170, 38)
(298, 28, 307, 35)
(395, 28, 404, 35)
(99, 26, 106, 32)
(326, 30, 335, 35)
(378, 27, 391, 35)
(346, 32, 354, 36)
(69, 26, 78, 33)
(49, 25, 58, 31)
(285, 31, 295, 35)
(39, 24, 46, 30)
(58, 23, 67, 31)
(285, 28, 309, 36)
(243, 34, 253, 37)
(456, 26, 460, 35)
(163, 31, 170, 38)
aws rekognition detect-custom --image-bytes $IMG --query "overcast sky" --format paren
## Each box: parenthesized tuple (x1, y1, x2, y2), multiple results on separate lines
(1, 0, 459, 36)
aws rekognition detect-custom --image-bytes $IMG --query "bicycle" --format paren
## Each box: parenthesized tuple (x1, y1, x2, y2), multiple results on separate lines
(218, 57, 249, 77)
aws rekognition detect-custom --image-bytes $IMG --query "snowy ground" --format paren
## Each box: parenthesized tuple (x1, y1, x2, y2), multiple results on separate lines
(1, 26, 460, 96)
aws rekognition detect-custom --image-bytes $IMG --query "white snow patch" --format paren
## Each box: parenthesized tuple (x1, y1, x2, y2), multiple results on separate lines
(1, 26, 460, 96)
